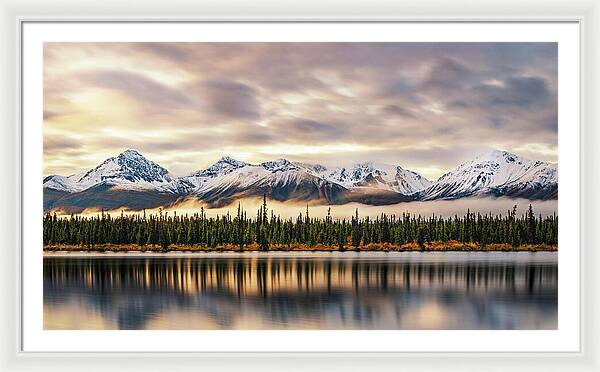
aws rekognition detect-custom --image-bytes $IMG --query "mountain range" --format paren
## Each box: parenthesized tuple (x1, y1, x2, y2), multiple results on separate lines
(43, 149, 558, 213)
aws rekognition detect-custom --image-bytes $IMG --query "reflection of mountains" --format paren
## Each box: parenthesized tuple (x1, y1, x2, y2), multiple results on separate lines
(44, 255, 558, 330)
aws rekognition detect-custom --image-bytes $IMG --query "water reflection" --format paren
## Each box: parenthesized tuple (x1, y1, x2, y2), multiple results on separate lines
(44, 252, 557, 330)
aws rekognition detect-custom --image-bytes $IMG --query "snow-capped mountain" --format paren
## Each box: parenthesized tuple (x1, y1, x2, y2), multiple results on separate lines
(173, 157, 431, 207)
(43, 150, 183, 212)
(174, 156, 251, 194)
(43, 149, 558, 213)
(44, 149, 176, 193)
(319, 162, 432, 195)
(191, 156, 249, 178)
(43, 174, 83, 193)
(420, 150, 557, 200)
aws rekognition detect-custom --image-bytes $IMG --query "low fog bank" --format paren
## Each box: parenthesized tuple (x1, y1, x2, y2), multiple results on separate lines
(65, 197, 558, 220)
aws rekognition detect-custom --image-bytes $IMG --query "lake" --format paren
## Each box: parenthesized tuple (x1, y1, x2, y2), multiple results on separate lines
(43, 251, 558, 330)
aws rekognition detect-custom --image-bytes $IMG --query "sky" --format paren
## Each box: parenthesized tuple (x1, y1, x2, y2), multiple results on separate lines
(43, 42, 558, 180)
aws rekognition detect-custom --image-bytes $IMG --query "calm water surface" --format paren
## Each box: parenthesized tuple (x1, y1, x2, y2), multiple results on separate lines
(44, 252, 557, 330)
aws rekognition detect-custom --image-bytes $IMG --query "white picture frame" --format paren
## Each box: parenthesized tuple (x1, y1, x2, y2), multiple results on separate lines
(1, 0, 599, 370)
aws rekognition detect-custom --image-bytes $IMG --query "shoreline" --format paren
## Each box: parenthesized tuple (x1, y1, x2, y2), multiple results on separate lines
(43, 251, 558, 259)
(43, 242, 558, 254)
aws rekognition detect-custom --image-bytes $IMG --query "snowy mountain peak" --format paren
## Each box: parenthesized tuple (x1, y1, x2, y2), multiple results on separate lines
(479, 149, 522, 164)
(260, 158, 300, 172)
(44, 149, 175, 193)
(43, 174, 82, 193)
(119, 149, 144, 158)
(218, 156, 247, 167)
(80, 150, 172, 183)
(192, 156, 249, 178)
(318, 161, 431, 195)
(422, 149, 557, 200)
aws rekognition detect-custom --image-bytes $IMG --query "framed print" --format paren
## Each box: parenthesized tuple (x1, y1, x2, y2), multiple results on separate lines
(1, 0, 600, 371)
(26, 19, 578, 350)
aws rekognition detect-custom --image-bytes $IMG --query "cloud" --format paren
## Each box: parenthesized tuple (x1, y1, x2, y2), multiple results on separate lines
(192, 80, 261, 120)
(384, 79, 418, 97)
(226, 124, 276, 146)
(136, 43, 192, 62)
(43, 42, 558, 179)
(488, 115, 511, 128)
(289, 119, 340, 134)
(81, 69, 192, 108)
(378, 105, 417, 119)
(43, 136, 81, 153)
(474, 75, 552, 108)
(421, 57, 473, 92)
(264, 118, 347, 144)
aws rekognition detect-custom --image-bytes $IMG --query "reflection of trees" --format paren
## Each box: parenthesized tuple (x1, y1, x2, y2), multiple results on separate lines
(44, 256, 558, 330)
(44, 257, 557, 297)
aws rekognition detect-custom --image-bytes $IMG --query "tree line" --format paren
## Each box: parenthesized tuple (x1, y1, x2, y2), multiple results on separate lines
(43, 196, 558, 251)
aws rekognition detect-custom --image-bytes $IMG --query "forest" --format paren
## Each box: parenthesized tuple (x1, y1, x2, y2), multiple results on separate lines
(43, 197, 558, 252)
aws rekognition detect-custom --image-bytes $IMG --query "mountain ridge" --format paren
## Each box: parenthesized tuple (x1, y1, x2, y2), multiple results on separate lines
(419, 150, 557, 200)
(43, 149, 558, 213)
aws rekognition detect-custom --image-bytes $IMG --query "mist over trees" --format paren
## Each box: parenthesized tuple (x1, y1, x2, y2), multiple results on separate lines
(43, 200, 557, 251)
